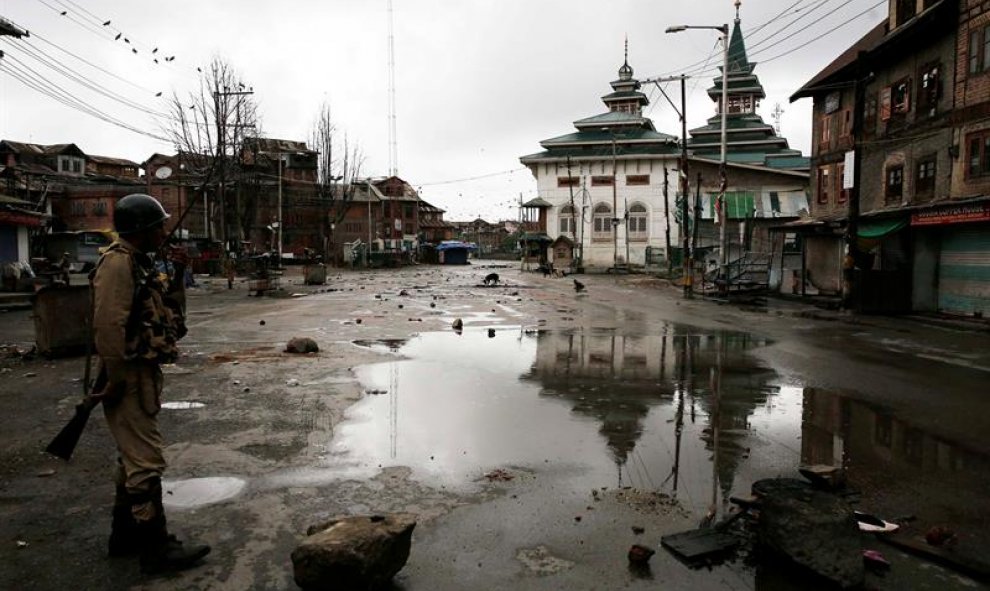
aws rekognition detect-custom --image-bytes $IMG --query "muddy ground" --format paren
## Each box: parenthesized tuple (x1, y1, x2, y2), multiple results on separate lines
(1, 265, 989, 590)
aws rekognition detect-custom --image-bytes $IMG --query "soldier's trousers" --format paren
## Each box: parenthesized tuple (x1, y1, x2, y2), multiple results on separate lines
(103, 361, 165, 522)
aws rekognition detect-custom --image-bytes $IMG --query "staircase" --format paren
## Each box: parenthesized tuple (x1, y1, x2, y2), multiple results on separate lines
(699, 252, 771, 296)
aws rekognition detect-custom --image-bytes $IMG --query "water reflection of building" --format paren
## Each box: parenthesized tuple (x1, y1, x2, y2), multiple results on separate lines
(524, 327, 777, 499)
(801, 387, 990, 476)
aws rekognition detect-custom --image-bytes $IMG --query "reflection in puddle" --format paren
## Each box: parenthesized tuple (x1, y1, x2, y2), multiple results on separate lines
(326, 328, 989, 522)
(163, 476, 246, 509)
(161, 401, 206, 410)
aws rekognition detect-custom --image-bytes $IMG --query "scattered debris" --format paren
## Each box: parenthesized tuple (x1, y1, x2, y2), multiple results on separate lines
(286, 379, 300, 387)
(292, 514, 416, 591)
(516, 545, 574, 575)
(285, 337, 319, 354)
(451, 318, 463, 331)
(862, 549, 891, 572)
(23, 372, 37, 378)
(631, 526, 645, 535)
(483, 468, 513, 482)
(799, 464, 846, 490)
(429, 302, 436, 308)
(399, 289, 409, 296)
(854, 511, 899, 533)
(355, 318, 363, 324)
(487, 328, 496, 338)
(627, 544, 655, 564)
(35, 468, 56, 477)
(16, 540, 28, 549)
(259, 320, 266, 326)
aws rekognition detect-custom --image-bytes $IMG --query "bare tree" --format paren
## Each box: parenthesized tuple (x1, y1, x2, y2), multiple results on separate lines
(163, 56, 259, 246)
(310, 102, 364, 263)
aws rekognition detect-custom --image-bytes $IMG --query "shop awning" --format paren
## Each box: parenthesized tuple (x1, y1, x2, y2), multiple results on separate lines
(857, 218, 906, 239)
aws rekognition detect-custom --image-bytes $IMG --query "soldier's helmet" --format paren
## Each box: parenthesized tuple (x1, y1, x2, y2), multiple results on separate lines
(113, 193, 171, 235)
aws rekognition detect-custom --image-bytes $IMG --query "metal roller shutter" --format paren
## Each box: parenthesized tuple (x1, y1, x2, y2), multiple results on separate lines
(938, 224, 990, 316)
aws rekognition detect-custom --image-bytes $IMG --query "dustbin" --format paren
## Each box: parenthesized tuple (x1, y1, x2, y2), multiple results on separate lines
(303, 264, 327, 285)
(33, 285, 91, 357)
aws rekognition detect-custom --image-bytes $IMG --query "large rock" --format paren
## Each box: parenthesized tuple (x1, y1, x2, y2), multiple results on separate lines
(291, 513, 416, 590)
(285, 337, 319, 354)
(752, 478, 864, 589)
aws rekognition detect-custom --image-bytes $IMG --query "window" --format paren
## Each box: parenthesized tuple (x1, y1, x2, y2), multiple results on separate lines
(864, 94, 877, 135)
(966, 131, 990, 177)
(817, 166, 831, 205)
(896, 0, 915, 24)
(969, 26, 990, 75)
(92, 201, 108, 215)
(918, 63, 940, 117)
(627, 203, 648, 240)
(916, 157, 936, 195)
(891, 78, 911, 115)
(885, 165, 904, 201)
(592, 203, 613, 241)
(591, 175, 614, 186)
(625, 174, 649, 186)
(819, 114, 832, 146)
(557, 176, 580, 188)
(70, 201, 85, 215)
(839, 108, 852, 138)
(558, 205, 576, 234)
(403, 204, 414, 218)
(836, 163, 849, 204)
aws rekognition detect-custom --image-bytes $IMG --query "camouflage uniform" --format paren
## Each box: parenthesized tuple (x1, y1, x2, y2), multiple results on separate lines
(92, 239, 185, 533)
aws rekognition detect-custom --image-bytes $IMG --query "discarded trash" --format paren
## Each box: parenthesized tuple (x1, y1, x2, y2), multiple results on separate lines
(487, 328, 496, 338)
(632, 526, 645, 535)
(483, 468, 513, 482)
(429, 302, 436, 308)
(285, 337, 319, 354)
(35, 468, 56, 477)
(16, 540, 28, 549)
(863, 549, 891, 571)
(451, 318, 463, 330)
(855, 511, 899, 533)
(355, 318, 362, 324)
(925, 526, 957, 547)
(287, 379, 300, 387)
(23, 372, 37, 378)
(799, 464, 846, 490)
(259, 320, 266, 326)
(628, 544, 655, 564)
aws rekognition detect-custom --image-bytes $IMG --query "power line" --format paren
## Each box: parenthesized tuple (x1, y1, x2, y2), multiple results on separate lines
(27, 32, 153, 94)
(418, 168, 527, 186)
(0, 58, 170, 143)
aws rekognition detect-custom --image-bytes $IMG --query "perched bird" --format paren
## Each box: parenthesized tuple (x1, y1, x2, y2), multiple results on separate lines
(131, 48, 137, 54)
(102, 20, 111, 26)
(114, 32, 121, 40)
(152, 47, 158, 53)
(154, 59, 158, 64)
(155, 91, 162, 97)
(124, 37, 130, 43)
(197, 67, 202, 72)
(573, 279, 585, 293)
(60, 10, 67, 15)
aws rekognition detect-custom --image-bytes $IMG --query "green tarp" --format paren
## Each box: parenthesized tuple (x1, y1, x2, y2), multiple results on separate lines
(857, 219, 906, 239)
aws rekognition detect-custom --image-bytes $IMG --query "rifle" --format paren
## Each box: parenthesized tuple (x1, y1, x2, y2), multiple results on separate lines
(45, 301, 106, 460)
(46, 191, 195, 460)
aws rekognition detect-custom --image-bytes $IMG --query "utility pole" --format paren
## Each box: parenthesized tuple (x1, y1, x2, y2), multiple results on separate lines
(718, 25, 729, 297)
(844, 51, 868, 310)
(663, 168, 672, 275)
(680, 76, 692, 299)
(566, 156, 579, 270)
(607, 129, 619, 271)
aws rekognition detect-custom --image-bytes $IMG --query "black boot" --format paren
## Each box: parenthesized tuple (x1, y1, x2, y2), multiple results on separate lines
(135, 479, 211, 575)
(108, 485, 140, 557)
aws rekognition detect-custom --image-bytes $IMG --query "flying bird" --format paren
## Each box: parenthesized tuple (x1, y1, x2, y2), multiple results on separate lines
(155, 91, 162, 97)
(102, 20, 111, 26)
(114, 33, 121, 40)
(197, 67, 202, 72)
(573, 279, 585, 293)
(152, 47, 158, 53)
(60, 10, 66, 15)
(124, 38, 130, 43)
(131, 48, 137, 54)
(154, 59, 158, 63)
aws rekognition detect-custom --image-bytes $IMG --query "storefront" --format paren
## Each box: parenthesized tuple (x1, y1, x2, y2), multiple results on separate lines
(911, 200, 990, 317)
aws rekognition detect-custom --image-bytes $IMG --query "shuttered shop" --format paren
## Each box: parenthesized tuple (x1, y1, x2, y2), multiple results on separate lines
(938, 225, 990, 316)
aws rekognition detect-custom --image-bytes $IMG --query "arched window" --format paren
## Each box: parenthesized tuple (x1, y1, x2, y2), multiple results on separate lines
(592, 203, 613, 242)
(558, 205, 576, 235)
(628, 203, 648, 241)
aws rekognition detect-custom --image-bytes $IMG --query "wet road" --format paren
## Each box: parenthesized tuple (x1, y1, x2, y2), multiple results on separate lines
(1, 265, 988, 590)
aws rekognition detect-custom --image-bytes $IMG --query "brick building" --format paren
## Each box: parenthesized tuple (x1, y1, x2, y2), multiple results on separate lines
(791, 0, 990, 315)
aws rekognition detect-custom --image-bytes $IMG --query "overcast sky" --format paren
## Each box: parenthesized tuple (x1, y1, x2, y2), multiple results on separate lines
(0, 0, 886, 222)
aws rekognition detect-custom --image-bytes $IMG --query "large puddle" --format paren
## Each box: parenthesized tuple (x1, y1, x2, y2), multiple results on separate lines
(327, 327, 990, 522)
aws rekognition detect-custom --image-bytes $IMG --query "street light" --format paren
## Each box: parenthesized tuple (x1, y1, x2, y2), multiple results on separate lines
(667, 22, 729, 295)
(602, 127, 620, 271)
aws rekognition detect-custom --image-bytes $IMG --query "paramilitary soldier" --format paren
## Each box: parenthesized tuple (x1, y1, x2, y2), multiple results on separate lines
(92, 193, 211, 574)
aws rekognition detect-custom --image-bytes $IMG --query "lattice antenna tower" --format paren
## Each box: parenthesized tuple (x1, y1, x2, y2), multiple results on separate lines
(387, 0, 398, 176)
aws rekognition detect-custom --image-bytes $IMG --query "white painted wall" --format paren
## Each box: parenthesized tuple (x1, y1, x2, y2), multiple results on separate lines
(530, 157, 680, 269)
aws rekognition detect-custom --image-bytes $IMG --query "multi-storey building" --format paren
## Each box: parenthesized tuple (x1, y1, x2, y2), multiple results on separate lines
(792, 0, 989, 315)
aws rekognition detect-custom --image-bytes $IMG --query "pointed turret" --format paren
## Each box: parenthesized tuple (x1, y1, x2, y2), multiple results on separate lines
(687, 1, 808, 171)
